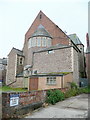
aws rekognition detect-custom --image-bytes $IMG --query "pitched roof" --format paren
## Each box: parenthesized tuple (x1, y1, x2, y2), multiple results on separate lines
(13, 47, 24, 56)
(8, 47, 24, 57)
(31, 24, 52, 38)
(25, 11, 69, 43)
(68, 34, 83, 45)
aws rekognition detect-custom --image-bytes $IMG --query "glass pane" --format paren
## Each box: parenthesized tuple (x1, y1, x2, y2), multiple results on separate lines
(32, 38, 35, 47)
(33, 38, 37, 47)
(37, 37, 41, 46)
(47, 38, 51, 47)
(47, 77, 49, 84)
(42, 37, 46, 47)
(28, 39, 32, 48)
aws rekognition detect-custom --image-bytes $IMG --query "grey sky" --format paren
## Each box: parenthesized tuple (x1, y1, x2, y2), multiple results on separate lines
(0, 0, 88, 58)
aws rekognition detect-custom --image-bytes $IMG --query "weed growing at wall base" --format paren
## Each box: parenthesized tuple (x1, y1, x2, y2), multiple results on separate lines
(64, 85, 90, 98)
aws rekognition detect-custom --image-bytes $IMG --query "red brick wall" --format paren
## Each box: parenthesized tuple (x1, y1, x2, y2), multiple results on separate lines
(24, 11, 69, 46)
(86, 53, 90, 83)
(2, 90, 46, 118)
(2, 88, 68, 118)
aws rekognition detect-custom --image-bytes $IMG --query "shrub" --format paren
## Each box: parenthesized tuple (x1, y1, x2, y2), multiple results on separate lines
(70, 82, 78, 89)
(46, 89, 65, 105)
(65, 86, 90, 98)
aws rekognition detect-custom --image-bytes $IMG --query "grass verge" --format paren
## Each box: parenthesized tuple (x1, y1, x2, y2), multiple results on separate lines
(0, 86, 28, 92)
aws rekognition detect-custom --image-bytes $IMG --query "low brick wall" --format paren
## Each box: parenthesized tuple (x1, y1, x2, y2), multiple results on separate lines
(2, 88, 68, 118)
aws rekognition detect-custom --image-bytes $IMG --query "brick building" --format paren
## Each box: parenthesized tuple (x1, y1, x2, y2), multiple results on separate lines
(86, 33, 90, 85)
(6, 11, 85, 90)
(0, 58, 7, 85)
(86, 2, 90, 84)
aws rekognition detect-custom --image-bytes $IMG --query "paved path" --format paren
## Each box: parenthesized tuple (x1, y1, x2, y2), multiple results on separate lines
(25, 94, 88, 118)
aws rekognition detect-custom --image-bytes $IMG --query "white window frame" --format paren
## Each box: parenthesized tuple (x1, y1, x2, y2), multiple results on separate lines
(19, 57, 23, 65)
(46, 77, 56, 85)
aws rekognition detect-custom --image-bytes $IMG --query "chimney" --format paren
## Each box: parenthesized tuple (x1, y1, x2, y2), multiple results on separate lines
(86, 33, 89, 47)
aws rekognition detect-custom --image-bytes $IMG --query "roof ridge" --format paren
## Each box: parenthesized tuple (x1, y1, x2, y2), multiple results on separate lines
(13, 47, 23, 52)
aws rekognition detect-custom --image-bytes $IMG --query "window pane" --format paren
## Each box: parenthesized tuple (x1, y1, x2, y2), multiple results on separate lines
(28, 39, 32, 48)
(47, 77, 56, 85)
(47, 77, 49, 84)
(37, 37, 41, 46)
(42, 37, 46, 47)
(19, 57, 23, 65)
(33, 38, 37, 47)
(47, 38, 51, 47)
(32, 38, 35, 47)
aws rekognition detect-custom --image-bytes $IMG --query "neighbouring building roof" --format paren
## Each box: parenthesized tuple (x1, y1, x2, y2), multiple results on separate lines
(31, 24, 52, 38)
(86, 47, 90, 53)
(0, 58, 7, 65)
(68, 34, 83, 45)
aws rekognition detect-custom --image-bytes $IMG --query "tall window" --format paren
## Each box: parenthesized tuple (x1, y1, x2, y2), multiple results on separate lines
(47, 38, 51, 46)
(47, 77, 56, 85)
(29, 39, 32, 48)
(40, 14, 42, 19)
(42, 37, 46, 46)
(37, 37, 41, 46)
(19, 57, 23, 65)
(33, 38, 37, 47)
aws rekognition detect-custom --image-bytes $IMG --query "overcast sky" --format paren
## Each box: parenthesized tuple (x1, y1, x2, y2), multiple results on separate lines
(0, 0, 88, 58)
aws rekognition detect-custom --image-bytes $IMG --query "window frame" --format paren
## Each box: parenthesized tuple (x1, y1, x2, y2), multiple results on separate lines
(19, 57, 23, 65)
(46, 77, 56, 85)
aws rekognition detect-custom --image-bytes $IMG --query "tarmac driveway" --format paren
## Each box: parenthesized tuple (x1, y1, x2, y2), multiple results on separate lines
(25, 94, 88, 118)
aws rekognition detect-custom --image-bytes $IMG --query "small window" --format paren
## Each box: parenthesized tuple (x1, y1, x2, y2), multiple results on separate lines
(80, 48, 82, 50)
(19, 57, 23, 65)
(40, 14, 42, 19)
(47, 77, 56, 85)
(48, 50, 54, 54)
